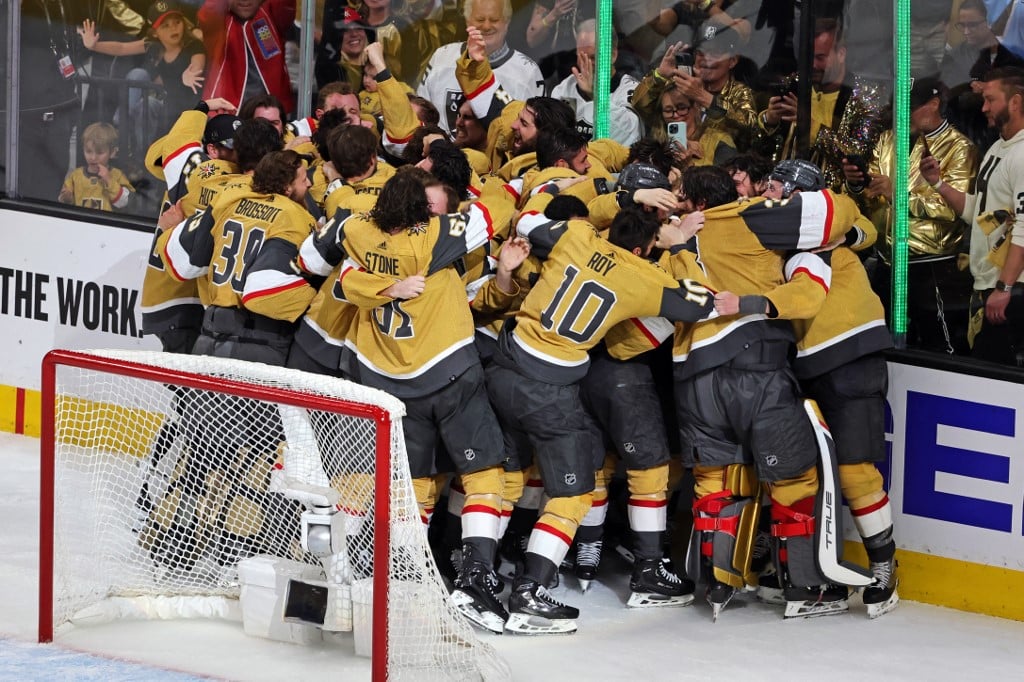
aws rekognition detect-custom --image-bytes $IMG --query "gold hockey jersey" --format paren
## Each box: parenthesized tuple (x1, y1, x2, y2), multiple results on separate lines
(163, 182, 319, 322)
(60, 167, 134, 210)
(500, 191, 718, 386)
(299, 191, 516, 397)
(140, 107, 240, 335)
(671, 191, 862, 379)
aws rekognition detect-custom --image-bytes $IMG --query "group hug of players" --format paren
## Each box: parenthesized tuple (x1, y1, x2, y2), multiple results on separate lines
(140, 33, 899, 636)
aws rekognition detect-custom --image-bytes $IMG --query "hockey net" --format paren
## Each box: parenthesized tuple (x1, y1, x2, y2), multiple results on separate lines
(39, 349, 510, 681)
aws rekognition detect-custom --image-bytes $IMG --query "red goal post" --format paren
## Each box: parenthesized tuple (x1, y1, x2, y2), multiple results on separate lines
(38, 349, 509, 681)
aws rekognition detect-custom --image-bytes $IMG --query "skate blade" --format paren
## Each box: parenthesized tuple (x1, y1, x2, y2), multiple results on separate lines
(756, 586, 786, 606)
(627, 591, 695, 608)
(784, 598, 849, 619)
(866, 589, 899, 619)
(450, 590, 506, 634)
(504, 612, 577, 635)
(578, 578, 592, 593)
(709, 593, 735, 622)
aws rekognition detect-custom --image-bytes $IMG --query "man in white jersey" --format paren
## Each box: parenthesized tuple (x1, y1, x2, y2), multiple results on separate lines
(922, 66, 1024, 366)
(417, 0, 544, 137)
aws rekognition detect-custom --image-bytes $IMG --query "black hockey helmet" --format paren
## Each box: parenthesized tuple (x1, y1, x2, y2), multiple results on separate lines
(617, 162, 671, 192)
(769, 159, 825, 198)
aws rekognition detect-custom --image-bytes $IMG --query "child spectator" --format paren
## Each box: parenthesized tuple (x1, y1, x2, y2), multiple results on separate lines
(78, 1, 206, 155)
(58, 122, 135, 211)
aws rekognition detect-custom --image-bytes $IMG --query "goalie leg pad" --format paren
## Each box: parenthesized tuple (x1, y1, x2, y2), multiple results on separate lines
(690, 465, 761, 590)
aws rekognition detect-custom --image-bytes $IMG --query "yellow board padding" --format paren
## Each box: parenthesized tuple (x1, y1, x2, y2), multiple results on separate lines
(54, 395, 165, 458)
(843, 542, 1024, 622)
(0, 385, 42, 436)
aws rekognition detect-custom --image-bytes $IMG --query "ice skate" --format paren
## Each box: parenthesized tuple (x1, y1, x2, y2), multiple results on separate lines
(451, 559, 508, 635)
(863, 557, 899, 619)
(505, 580, 579, 635)
(756, 566, 785, 606)
(783, 583, 849, 619)
(574, 540, 602, 593)
(707, 580, 736, 622)
(627, 557, 695, 608)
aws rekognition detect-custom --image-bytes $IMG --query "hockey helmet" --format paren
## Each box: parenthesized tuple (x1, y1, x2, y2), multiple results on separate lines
(769, 159, 825, 198)
(617, 163, 671, 192)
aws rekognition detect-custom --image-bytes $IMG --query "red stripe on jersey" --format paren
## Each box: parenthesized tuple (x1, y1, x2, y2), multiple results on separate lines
(851, 495, 890, 517)
(241, 278, 308, 304)
(628, 498, 667, 509)
(534, 522, 573, 546)
(161, 239, 187, 282)
(462, 504, 501, 517)
(629, 317, 660, 348)
(821, 190, 835, 245)
(468, 185, 482, 198)
(164, 142, 199, 167)
(465, 73, 496, 100)
(385, 131, 413, 145)
(590, 497, 608, 508)
(477, 200, 495, 239)
(505, 184, 520, 201)
(792, 267, 829, 293)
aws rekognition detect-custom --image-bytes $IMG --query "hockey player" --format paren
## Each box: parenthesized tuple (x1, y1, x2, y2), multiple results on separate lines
(765, 159, 898, 618)
(141, 98, 239, 354)
(417, 0, 544, 138)
(577, 203, 701, 608)
(161, 149, 318, 364)
(297, 167, 521, 634)
(671, 165, 871, 620)
(485, 181, 732, 634)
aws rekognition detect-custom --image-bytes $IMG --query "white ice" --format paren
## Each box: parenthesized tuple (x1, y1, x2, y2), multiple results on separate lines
(3, 431, 1023, 681)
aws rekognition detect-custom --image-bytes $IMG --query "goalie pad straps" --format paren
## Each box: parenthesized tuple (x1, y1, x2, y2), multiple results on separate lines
(691, 490, 760, 589)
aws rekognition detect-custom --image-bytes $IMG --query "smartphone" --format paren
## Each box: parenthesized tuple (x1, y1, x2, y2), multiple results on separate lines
(667, 121, 688, 148)
(675, 51, 694, 76)
(918, 133, 932, 157)
(846, 153, 871, 184)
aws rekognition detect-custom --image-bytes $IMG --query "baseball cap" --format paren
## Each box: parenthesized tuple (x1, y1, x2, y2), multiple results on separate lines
(339, 7, 376, 40)
(148, 0, 185, 30)
(910, 76, 944, 110)
(696, 24, 741, 56)
(204, 114, 242, 149)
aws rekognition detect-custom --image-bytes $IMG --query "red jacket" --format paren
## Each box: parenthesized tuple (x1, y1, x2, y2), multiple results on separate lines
(199, 0, 296, 114)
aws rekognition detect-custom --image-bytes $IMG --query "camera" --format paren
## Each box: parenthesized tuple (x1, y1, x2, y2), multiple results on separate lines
(675, 51, 694, 76)
(667, 121, 688, 148)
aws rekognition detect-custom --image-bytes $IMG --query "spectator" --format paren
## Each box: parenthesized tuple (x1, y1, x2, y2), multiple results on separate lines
(417, 0, 544, 137)
(942, 0, 1024, 149)
(844, 77, 979, 354)
(78, 2, 206, 156)
(58, 122, 135, 211)
(198, 0, 296, 115)
(922, 67, 1024, 366)
(757, 16, 888, 190)
(315, 6, 374, 92)
(657, 84, 736, 166)
(522, 0, 584, 88)
(548, 18, 643, 146)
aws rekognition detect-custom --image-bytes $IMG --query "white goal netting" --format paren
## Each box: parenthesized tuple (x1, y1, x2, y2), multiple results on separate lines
(40, 349, 509, 681)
